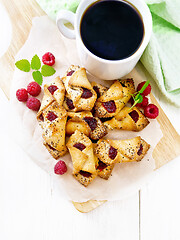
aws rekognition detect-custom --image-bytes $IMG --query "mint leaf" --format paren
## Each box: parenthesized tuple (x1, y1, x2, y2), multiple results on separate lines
(129, 93, 143, 110)
(31, 54, 41, 70)
(32, 71, 43, 85)
(41, 65, 56, 77)
(129, 100, 138, 110)
(15, 59, 30, 72)
(134, 93, 140, 101)
(137, 94, 143, 103)
(139, 80, 150, 94)
(130, 80, 150, 110)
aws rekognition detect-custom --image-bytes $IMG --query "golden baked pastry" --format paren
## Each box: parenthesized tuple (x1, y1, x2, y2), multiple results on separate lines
(96, 158, 115, 180)
(106, 137, 150, 163)
(136, 138, 151, 162)
(67, 130, 97, 187)
(37, 66, 151, 185)
(94, 137, 150, 179)
(39, 101, 67, 159)
(37, 76, 65, 122)
(37, 77, 67, 159)
(62, 65, 97, 112)
(91, 81, 108, 98)
(66, 111, 107, 140)
(94, 139, 119, 165)
(94, 79, 135, 118)
(104, 106, 149, 131)
(94, 139, 119, 179)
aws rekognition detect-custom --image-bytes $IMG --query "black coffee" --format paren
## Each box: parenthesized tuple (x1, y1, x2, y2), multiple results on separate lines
(80, 0, 144, 60)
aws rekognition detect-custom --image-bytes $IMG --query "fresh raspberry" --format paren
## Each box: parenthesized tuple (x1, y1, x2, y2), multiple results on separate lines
(144, 104, 159, 119)
(26, 97, 41, 111)
(54, 160, 67, 175)
(42, 52, 55, 66)
(27, 82, 41, 97)
(16, 88, 28, 102)
(136, 96, 149, 108)
(137, 81, 151, 96)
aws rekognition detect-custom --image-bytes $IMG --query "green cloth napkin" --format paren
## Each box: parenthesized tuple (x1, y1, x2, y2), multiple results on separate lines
(36, 0, 80, 19)
(141, 0, 180, 106)
(36, 0, 180, 106)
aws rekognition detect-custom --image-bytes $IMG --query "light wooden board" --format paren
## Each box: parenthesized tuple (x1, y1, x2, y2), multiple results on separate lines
(1, 0, 180, 213)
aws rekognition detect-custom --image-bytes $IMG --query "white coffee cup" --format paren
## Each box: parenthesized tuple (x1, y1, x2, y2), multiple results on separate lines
(56, 0, 152, 80)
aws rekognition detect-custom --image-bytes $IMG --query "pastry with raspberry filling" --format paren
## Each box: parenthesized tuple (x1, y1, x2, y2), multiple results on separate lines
(94, 139, 119, 180)
(37, 76, 65, 124)
(94, 137, 150, 179)
(104, 106, 149, 131)
(94, 79, 135, 118)
(62, 65, 97, 112)
(91, 81, 108, 99)
(40, 101, 67, 159)
(67, 130, 97, 187)
(66, 111, 107, 140)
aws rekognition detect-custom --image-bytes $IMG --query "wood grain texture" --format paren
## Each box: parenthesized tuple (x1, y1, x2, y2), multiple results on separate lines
(72, 200, 107, 213)
(0, 0, 179, 213)
(150, 94, 180, 169)
(0, 0, 45, 98)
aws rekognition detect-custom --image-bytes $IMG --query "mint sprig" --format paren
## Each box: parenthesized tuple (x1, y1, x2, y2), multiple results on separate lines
(15, 54, 56, 85)
(130, 80, 150, 110)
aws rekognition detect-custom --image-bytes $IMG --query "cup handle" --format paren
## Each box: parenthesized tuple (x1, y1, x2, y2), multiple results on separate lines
(56, 10, 76, 39)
